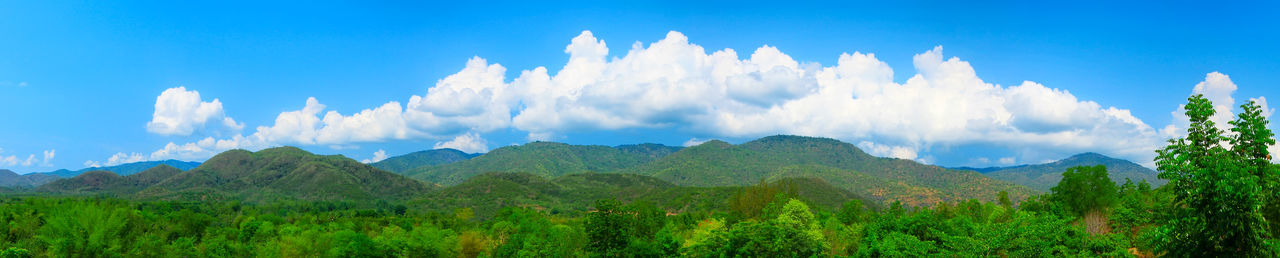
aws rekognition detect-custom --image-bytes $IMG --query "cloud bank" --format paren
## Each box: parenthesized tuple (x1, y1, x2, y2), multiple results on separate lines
(93, 30, 1275, 168)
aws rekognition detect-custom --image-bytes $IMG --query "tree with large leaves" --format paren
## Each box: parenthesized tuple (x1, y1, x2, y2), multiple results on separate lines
(1154, 94, 1270, 256)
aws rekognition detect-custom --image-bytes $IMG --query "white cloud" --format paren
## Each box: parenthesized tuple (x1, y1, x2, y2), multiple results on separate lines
(41, 149, 54, 167)
(998, 157, 1016, 165)
(433, 133, 489, 153)
(0, 148, 56, 169)
(683, 138, 712, 147)
(857, 141, 919, 161)
(111, 31, 1279, 168)
(361, 149, 388, 164)
(146, 87, 244, 136)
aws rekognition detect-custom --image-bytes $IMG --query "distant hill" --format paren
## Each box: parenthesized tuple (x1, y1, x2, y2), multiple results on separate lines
(959, 152, 1165, 192)
(0, 169, 59, 188)
(416, 172, 871, 218)
(33, 160, 200, 178)
(37, 165, 184, 195)
(405, 142, 680, 186)
(140, 147, 431, 201)
(621, 135, 1038, 206)
(370, 148, 478, 173)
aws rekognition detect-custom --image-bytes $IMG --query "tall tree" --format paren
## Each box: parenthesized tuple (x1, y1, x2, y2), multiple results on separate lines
(1155, 94, 1269, 256)
(1050, 165, 1117, 234)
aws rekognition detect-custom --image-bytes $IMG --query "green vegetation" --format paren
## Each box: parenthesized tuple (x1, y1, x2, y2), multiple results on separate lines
(406, 142, 673, 186)
(624, 136, 1037, 206)
(973, 152, 1165, 191)
(1152, 95, 1273, 256)
(370, 148, 477, 173)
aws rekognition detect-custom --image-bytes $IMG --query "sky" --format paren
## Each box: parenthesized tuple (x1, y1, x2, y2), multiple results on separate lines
(2, 1, 1279, 173)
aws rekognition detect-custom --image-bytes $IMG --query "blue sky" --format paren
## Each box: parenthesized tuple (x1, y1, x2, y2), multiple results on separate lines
(2, 1, 1278, 173)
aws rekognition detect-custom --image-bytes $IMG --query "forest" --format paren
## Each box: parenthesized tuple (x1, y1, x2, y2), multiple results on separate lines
(0, 94, 1275, 257)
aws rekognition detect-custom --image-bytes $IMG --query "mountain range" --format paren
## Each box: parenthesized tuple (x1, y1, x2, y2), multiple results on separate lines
(15, 134, 1161, 209)
(33, 159, 200, 178)
(39, 147, 430, 202)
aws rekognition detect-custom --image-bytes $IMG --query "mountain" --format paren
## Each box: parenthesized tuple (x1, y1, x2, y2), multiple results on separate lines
(37, 165, 185, 194)
(34, 160, 200, 178)
(370, 148, 478, 173)
(621, 135, 1038, 206)
(405, 142, 680, 186)
(139, 147, 431, 201)
(416, 172, 871, 218)
(964, 152, 1165, 192)
(0, 169, 60, 188)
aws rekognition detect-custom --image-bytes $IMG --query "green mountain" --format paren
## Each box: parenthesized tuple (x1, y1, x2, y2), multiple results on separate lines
(370, 148, 478, 173)
(37, 165, 184, 194)
(405, 142, 679, 186)
(0, 169, 59, 188)
(140, 147, 431, 201)
(622, 135, 1038, 206)
(34, 159, 200, 178)
(962, 152, 1165, 192)
(416, 172, 870, 218)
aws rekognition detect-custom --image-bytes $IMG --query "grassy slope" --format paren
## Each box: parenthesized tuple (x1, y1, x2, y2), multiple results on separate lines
(370, 148, 478, 173)
(624, 135, 1038, 206)
(976, 152, 1166, 192)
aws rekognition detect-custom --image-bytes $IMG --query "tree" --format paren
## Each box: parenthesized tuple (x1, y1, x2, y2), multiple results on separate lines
(1154, 94, 1269, 256)
(1231, 100, 1280, 236)
(586, 199, 629, 256)
(1050, 165, 1116, 235)
(838, 199, 867, 225)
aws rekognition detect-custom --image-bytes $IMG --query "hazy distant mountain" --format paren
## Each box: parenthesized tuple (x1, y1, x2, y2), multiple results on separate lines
(405, 142, 680, 186)
(957, 152, 1164, 192)
(34, 160, 200, 178)
(370, 148, 478, 173)
(139, 147, 431, 201)
(0, 169, 60, 188)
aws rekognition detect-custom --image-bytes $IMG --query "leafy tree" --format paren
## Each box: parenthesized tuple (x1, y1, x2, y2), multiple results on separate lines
(586, 199, 629, 256)
(1051, 165, 1118, 217)
(838, 199, 867, 225)
(1154, 94, 1269, 256)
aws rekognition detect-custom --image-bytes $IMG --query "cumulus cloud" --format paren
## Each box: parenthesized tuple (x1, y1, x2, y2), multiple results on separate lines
(361, 149, 388, 164)
(109, 30, 1277, 167)
(857, 141, 920, 161)
(0, 149, 56, 169)
(146, 87, 244, 136)
(433, 133, 489, 153)
(683, 138, 712, 147)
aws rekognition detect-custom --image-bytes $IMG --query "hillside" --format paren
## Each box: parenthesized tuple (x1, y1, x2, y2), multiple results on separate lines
(964, 152, 1165, 191)
(0, 169, 59, 188)
(622, 135, 1038, 206)
(370, 148, 478, 173)
(406, 142, 679, 186)
(37, 165, 185, 195)
(34, 159, 200, 178)
(415, 172, 871, 218)
(140, 147, 431, 201)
